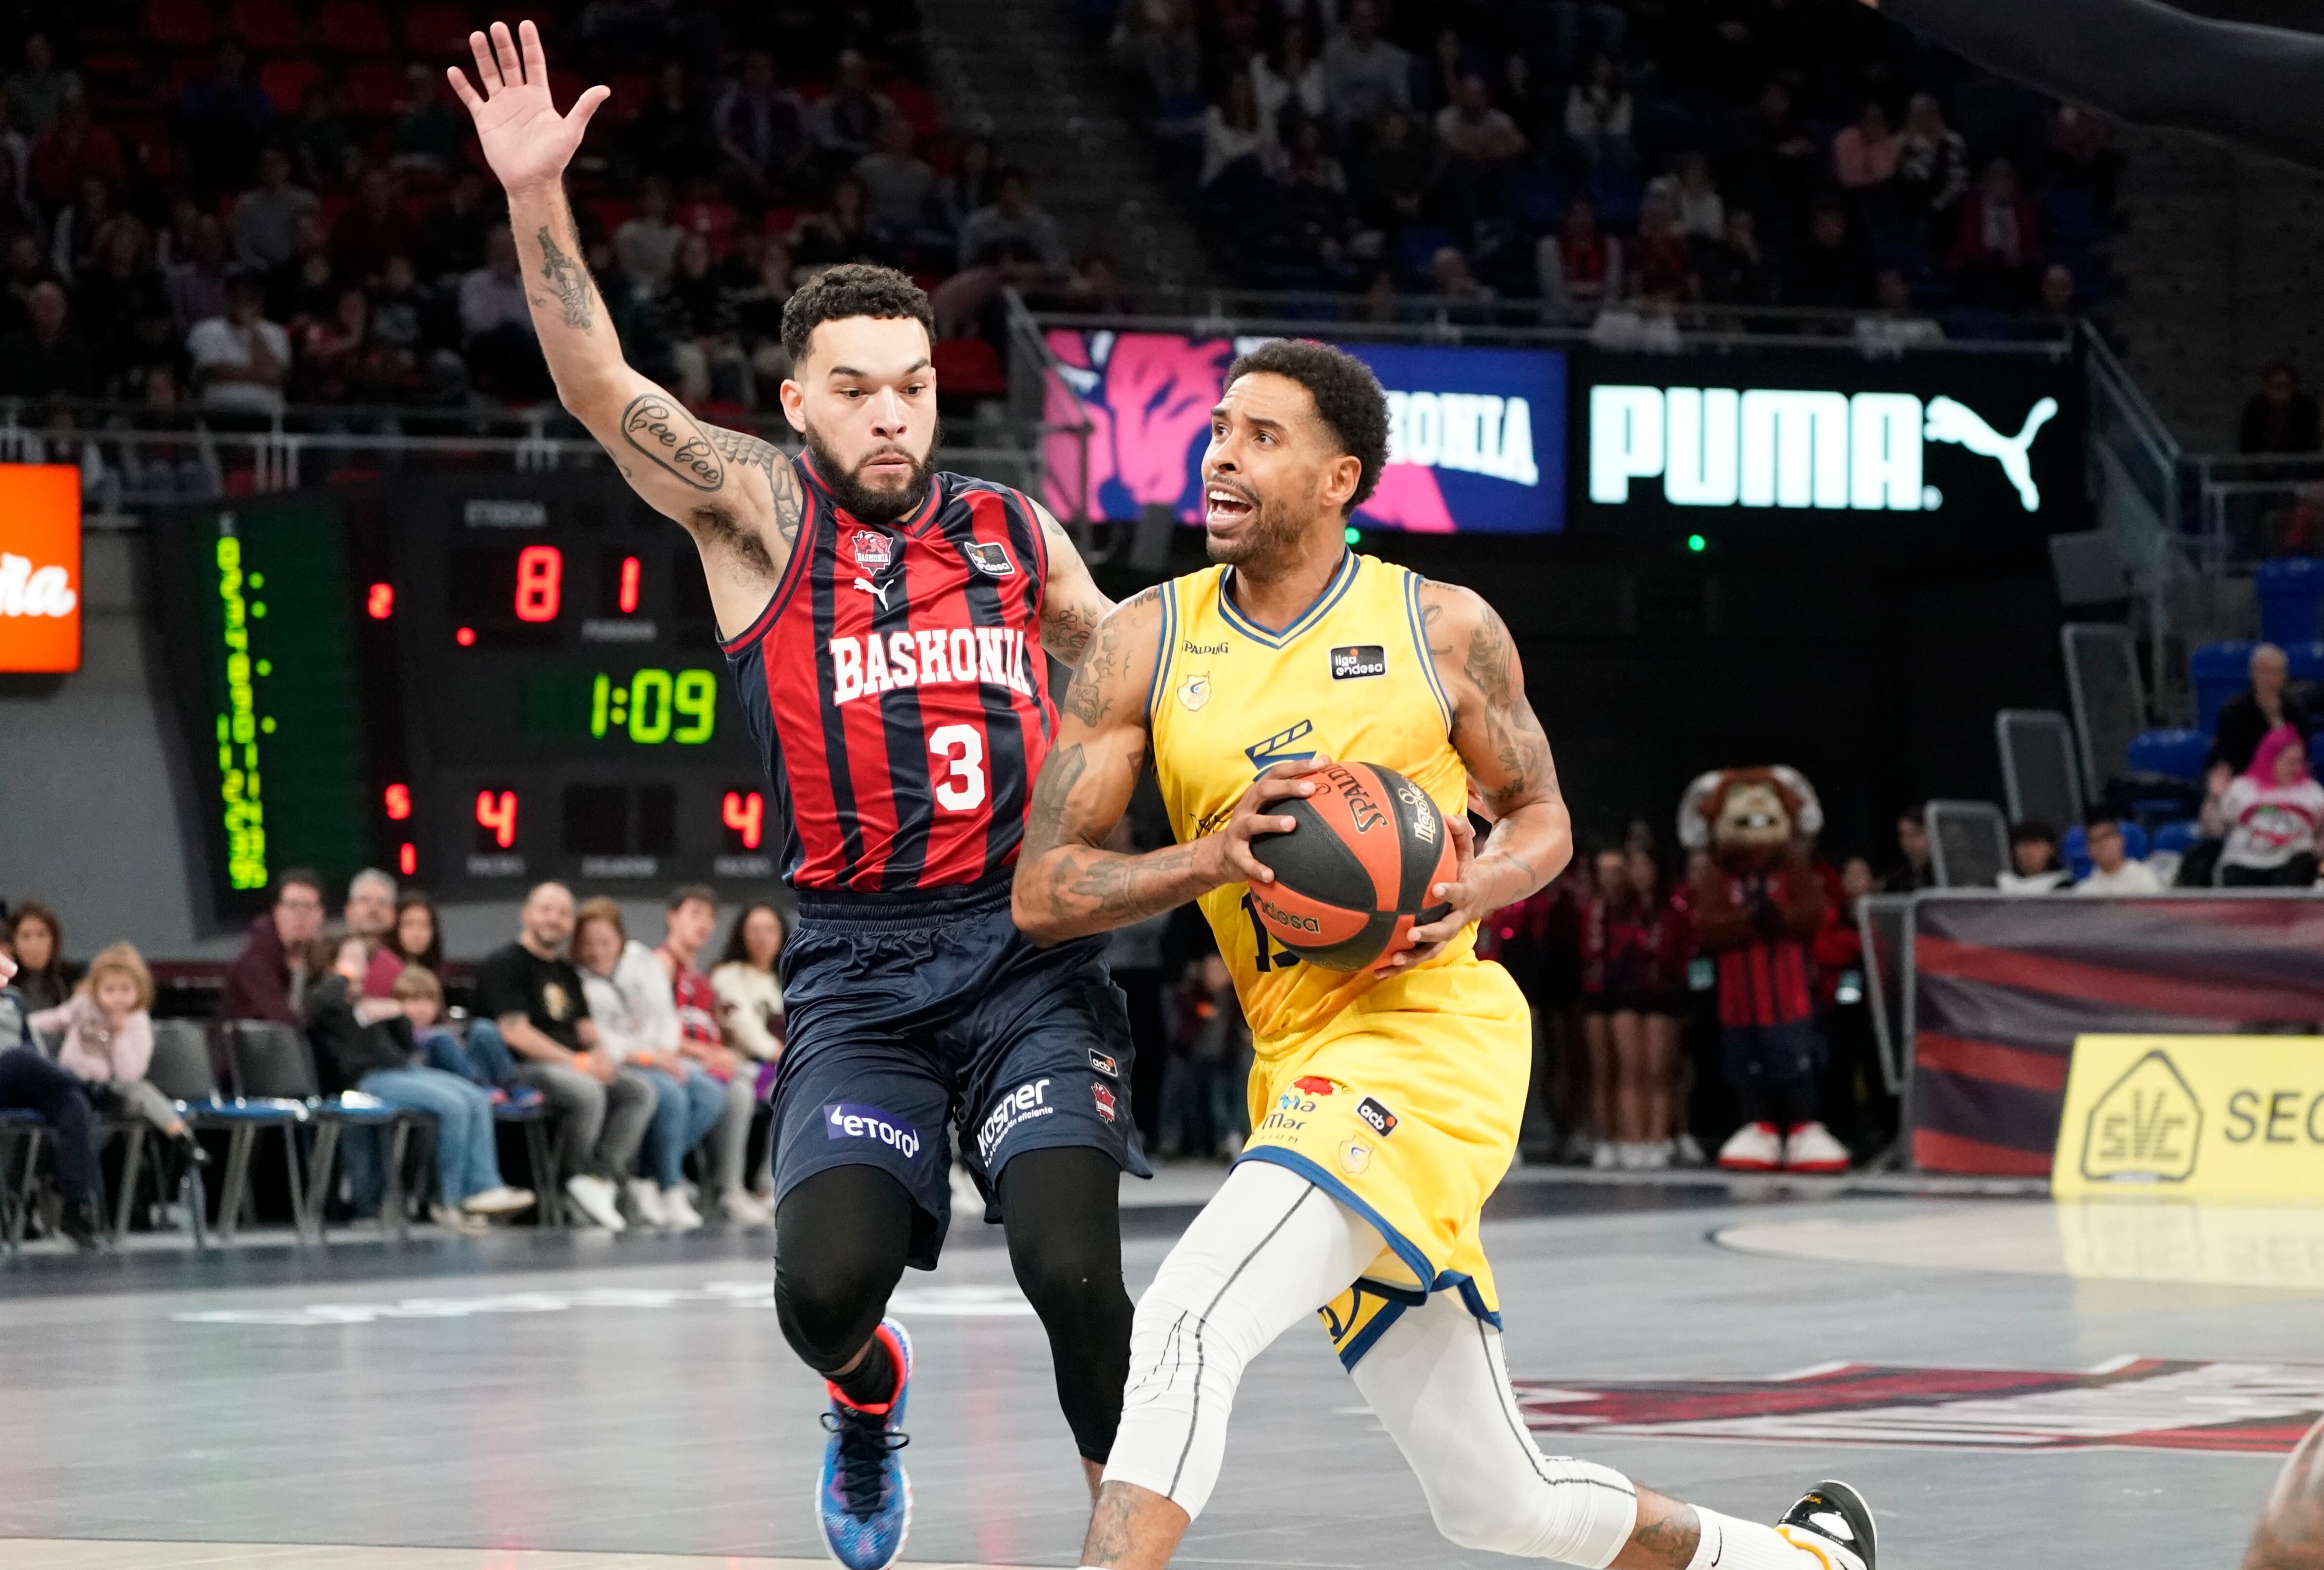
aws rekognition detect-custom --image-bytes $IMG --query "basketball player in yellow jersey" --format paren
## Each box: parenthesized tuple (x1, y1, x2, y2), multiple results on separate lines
(1014, 340, 1877, 1570)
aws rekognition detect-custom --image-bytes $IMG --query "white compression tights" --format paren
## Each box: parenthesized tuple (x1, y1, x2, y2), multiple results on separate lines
(1102, 1161, 1641, 1568)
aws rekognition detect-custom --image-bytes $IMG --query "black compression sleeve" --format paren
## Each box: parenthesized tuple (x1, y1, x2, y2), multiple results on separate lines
(1882, 0, 2324, 171)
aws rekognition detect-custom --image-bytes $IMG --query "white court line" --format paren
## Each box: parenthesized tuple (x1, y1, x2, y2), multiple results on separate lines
(0, 1543, 1027, 1570)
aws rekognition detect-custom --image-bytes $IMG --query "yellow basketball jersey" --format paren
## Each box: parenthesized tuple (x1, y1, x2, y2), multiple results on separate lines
(1149, 551, 1479, 1049)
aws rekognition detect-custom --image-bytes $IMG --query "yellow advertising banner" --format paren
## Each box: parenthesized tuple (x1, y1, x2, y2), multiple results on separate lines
(2052, 1035, 2324, 1202)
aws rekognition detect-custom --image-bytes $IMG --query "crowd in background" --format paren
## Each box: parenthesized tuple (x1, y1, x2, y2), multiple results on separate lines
(0, 1, 1103, 435)
(1100, 0, 2113, 333)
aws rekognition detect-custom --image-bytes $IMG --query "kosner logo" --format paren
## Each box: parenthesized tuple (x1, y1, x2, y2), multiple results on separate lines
(1588, 385, 2057, 513)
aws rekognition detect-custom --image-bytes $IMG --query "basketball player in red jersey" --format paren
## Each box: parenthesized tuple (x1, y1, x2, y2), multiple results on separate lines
(453, 27, 1142, 1570)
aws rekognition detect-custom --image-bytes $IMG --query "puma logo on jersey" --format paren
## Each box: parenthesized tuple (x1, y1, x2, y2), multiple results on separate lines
(828, 626, 1035, 705)
(853, 576, 891, 612)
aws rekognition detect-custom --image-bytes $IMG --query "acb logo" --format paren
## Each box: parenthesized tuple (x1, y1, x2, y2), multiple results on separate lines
(2082, 1050, 2202, 1185)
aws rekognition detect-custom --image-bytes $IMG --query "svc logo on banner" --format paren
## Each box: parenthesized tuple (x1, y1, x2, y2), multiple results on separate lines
(0, 464, 83, 673)
(2052, 1034, 2324, 1202)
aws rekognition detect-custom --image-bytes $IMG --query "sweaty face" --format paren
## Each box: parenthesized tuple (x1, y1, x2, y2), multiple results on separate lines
(1200, 372, 1359, 570)
(786, 315, 940, 525)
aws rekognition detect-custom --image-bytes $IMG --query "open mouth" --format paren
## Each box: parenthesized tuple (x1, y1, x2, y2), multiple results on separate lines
(1204, 483, 1256, 528)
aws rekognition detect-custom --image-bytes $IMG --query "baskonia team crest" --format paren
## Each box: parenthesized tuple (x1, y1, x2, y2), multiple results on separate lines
(1179, 673, 1211, 711)
(851, 530, 893, 571)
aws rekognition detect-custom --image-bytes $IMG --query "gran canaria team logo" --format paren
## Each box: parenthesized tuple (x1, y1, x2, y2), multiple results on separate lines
(1178, 672, 1211, 711)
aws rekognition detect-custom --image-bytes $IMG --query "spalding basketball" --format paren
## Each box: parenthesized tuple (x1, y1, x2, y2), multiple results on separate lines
(1246, 762, 1459, 971)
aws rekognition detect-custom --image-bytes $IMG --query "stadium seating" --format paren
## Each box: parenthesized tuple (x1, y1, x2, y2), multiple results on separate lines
(2125, 727, 2210, 784)
(224, 1020, 417, 1243)
(2191, 640, 2258, 733)
(2257, 556, 2324, 644)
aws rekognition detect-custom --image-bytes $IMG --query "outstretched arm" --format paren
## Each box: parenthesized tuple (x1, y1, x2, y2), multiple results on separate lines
(449, 21, 800, 635)
(1397, 581, 1571, 968)
(1012, 589, 1328, 943)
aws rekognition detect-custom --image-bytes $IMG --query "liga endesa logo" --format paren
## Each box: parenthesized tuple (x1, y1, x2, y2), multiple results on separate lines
(0, 463, 82, 673)
(1588, 385, 2058, 513)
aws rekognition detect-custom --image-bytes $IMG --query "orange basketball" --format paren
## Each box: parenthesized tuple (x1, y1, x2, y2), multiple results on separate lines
(1246, 762, 1459, 971)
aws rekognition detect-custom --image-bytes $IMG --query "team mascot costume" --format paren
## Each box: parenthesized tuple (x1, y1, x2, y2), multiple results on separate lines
(1677, 768, 1850, 1174)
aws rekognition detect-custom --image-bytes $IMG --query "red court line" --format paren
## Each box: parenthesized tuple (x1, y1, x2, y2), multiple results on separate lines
(1913, 936, 2322, 1021)
(1913, 1126, 2055, 1176)
(1915, 1032, 2072, 1093)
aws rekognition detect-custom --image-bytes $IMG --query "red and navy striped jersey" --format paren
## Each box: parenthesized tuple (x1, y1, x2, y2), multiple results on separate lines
(720, 456, 1058, 892)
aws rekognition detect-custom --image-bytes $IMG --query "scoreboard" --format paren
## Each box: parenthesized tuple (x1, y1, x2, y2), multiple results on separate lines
(153, 474, 782, 921)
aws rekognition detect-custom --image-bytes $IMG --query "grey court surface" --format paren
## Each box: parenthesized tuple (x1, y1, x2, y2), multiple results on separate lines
(1, 1177, 2315, 1570)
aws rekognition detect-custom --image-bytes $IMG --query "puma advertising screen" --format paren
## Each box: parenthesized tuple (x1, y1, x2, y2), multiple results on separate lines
(1043, 331, 1568, 534)
(1574, 350, 2081, 534)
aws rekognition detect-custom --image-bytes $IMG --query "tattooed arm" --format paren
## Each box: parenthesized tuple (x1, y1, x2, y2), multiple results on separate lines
(450, 21, 797, 636)
(1032, 498, 1113, 668)
(1012, 588, 1333, 943)
(1391, 580, 1572, 968)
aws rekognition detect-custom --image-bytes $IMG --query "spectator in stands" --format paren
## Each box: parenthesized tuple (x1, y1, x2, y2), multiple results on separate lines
(956, 165, 1069, 276)
(369, 251, 456, 389)
(391, 892, 444, 977)
(1895, 92, 1971, 245)
(1113, 0, 1203, 129)
(2038, 262, 2079, 321)
(228, 147, 319, 273)
(1728, 81, 1819, 240)
(729, 235, 796, 395)
(614, 177, 685, 295)
(571, 898, 713, 1231)
(459, 227, 549, 400)
(6, 900, 78, 1012)
(332, 168, 420, 283)
(2216, 725, 2324, 886)
(856, 115, 937, 251)
(1884, 809, 1936, 892)
(420, 169, 498, 283)
(663, 232, 751, 409)
(393, 64, 462, 174)
(4, 34, 76, 138)
(0, 149, 38, 243)
(187, 269, 291, 415)
(289, 82, 355, 193)
(1832, 101, 1900, 194)
(0, 984, 102, 1247)
(342, 869, 404, 996)
(1416, 28, 1466, 120)
(301, 285, 419, 403)
(1162, 953, 1247, 1159)
(221, 868, 327, 1023)
(712, 51, 808, 202)
(1440, 69, 1527, 231)
(1562, 55, 1633, 173)
(1698, 208, 1772, 306)
(164, 214, 230, 333)
(470, 881, 652, 1232)
(711, 901, 786, 1070)
(1791, 200, 1872, 309)
(2211, 642, 2317, 772)
(306, 930, 534, 1234)
(816, 48, 897, 161)
(1538, 196, 1623, 310)
(75, 215, 175, 395)
(934, 135, 1000, 241)
(1253, 20, 1327, 136)
(655, 886, 768, 1226)
(1950, 157, 2040, 308)
(1322, 0, 1413, 136)
(1353, 106, 1430, 234)
(2239, 362, 2324, 455)
(49, 173, 116, 280)
(31, 943, 204, 1168)
(1200, 74, 1278, 191)
(2075, 818, 2164, 893)
(1856, 266, 1945, 352)
(1631, 190, 1698, 303)
(1998, 821, 2069, 893)
(1649, 151, 1725, 242)
(27, 95, 123, 212)
(172, 40, 271, 194)
(0, 281, 94, 398)
(790, 175, 884, 274)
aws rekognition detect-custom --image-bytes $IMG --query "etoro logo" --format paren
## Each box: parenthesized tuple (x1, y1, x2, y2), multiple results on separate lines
(2082, 1050, 2201, 1185)
(1588, 385, 2058, 513)
(823, 1102, 922, 1160)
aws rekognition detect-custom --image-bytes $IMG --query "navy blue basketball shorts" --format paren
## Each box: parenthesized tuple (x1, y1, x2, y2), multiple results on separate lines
(770, 870, 1149, 1268)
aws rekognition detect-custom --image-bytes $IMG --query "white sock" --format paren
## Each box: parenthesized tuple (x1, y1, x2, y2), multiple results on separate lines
(1687, 1508, 1859, 1570)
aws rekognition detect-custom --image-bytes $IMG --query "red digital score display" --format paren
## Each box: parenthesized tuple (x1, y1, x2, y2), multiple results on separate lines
(618, 555, 641, 614)
(514, 545, 562, 622)
(368, 583, 394, 619)
(398, 842, 417, 876)
(722, 790, 765, 851)
(383, 783, 412, 820)
(475, 789, 519, 849)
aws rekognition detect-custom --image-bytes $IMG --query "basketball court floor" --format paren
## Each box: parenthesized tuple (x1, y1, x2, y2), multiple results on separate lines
(1, 1174, 2315, 1570)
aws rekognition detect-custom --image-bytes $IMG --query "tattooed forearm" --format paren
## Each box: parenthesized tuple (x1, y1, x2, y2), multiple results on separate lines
(1015, 738, 1200, 941)
(1044, 595, 1104, 668)
(621, 395, 724, 489)
(534, 224, 594, 331)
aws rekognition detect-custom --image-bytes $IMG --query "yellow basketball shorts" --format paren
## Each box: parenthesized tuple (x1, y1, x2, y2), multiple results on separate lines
(1234, 959, 1532, 1368)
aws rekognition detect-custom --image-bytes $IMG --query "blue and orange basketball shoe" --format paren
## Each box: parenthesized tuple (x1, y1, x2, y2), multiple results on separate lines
(817, 1318, 913, 1570)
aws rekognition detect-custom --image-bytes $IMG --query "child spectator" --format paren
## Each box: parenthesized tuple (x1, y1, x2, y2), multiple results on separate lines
(2216, 725, 2324, 886)
(31, 944, 205, 1167)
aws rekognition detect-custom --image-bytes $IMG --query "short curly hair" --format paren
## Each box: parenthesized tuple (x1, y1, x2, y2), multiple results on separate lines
(781, 263, 936, 369)
(1223, 339, 1390, 515)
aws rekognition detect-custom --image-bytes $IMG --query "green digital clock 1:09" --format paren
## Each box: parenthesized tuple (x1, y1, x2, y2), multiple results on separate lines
(589, 667, 719, 743)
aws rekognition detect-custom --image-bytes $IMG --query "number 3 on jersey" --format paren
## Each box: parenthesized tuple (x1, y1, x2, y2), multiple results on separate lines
(930, 723, 986, 811)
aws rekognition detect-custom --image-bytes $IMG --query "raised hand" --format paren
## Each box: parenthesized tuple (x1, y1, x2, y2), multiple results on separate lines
(445, 19, 610, 196)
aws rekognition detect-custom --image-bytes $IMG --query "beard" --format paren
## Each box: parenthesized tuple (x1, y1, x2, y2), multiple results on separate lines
(1203, 485, 1309, 570)
(802, 417, 942, 525)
